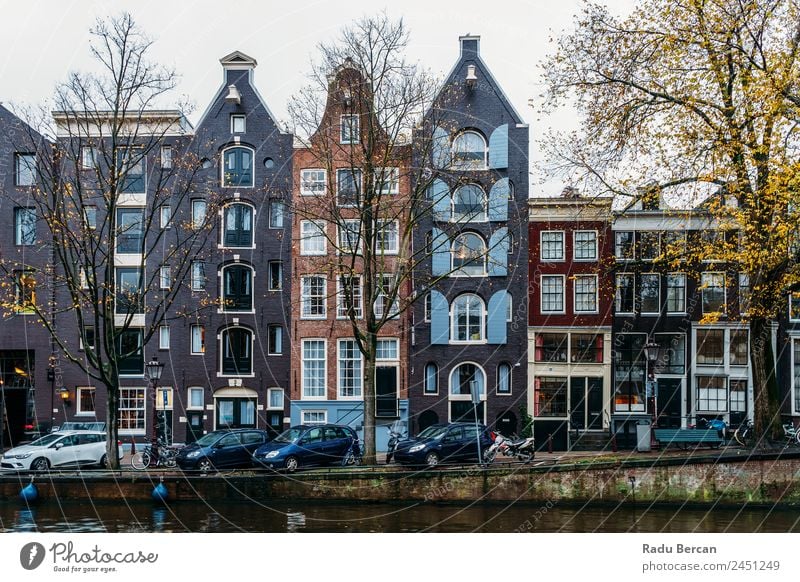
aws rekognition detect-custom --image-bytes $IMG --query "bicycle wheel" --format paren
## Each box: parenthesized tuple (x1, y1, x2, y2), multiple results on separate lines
(733, 427, 746, 447)
(130, 452, 147, 470)
(794, 429, 800, 446)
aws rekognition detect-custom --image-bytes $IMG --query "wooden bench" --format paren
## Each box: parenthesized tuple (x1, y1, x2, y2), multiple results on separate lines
(653, 428, 724, 450)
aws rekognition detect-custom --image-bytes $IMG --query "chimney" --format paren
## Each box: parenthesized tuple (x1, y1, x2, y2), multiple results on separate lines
(459, 35, 480, 59)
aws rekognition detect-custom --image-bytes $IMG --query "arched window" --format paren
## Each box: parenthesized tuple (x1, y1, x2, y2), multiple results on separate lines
(497, 363, 512, 394)
(452, 184, 487, 222)
(449, 362, 486, 397)
(451, 131, 487, 169)
(451, 294, 485, 342)
(221, 265, 253, 312)
(220, 326, 253, 375)
(452, 232, 487, 276)
(222, 202, 254, 247)
(424, 362, 438, 394)
(222, 146, 253, 187)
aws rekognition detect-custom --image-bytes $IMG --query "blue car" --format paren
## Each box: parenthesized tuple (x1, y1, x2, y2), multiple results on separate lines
(176, 429, 269, 473)
(253, 424, 360, 472)
(393, 423, 493, 467)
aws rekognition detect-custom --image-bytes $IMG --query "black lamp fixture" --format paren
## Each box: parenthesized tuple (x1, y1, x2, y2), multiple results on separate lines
(57, 386, 71, 405)
(643, 339, 659, 364)
(146, 357, 165, 451)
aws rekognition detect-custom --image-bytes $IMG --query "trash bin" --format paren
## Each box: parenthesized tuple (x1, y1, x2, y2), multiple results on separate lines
(636, 419, 652, 452)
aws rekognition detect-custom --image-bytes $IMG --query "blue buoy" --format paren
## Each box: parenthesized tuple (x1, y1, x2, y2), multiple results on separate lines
(19, 478, 38, 503)
(151, 478, 169, 502)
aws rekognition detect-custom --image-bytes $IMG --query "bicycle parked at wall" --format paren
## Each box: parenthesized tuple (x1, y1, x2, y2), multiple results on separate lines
(131, 439, 180, 470)
(733, 419, 754, 447)
(783, 423, 800, 446)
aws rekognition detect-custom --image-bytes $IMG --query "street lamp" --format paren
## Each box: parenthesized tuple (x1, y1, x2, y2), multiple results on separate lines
(469, 379, 482, 465)
(643, 340, 659, 427)
(146, 357, 165, 453)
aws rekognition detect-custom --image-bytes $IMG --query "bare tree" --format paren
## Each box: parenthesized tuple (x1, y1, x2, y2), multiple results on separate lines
(290, 13, 491, 462)
(0, 13, 216, 468)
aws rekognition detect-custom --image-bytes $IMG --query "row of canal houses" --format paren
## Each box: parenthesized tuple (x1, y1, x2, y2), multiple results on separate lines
(0, 35, 796, 452)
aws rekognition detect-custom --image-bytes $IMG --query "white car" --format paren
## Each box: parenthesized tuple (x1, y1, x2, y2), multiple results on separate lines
(0, 430, 122, 472)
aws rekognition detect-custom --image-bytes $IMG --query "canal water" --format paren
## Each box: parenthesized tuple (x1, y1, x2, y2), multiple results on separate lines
(1, 500, 799, 533)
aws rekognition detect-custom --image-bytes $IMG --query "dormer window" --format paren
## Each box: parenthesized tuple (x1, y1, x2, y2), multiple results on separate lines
(231, 115, 246, 134)
(340, 115, 359, 144)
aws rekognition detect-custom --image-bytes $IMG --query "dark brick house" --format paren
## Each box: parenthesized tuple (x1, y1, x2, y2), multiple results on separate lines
(408, 36, 529, 437)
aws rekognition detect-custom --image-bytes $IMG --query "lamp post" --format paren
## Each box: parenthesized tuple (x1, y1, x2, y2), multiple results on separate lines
(146, 358, 165, 454)
(469, 379, 482, 465)
(643, 339, 659, 428)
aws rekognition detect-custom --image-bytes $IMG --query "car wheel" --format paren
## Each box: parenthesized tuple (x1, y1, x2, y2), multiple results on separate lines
(198, 458, 213, 474)
(424, 452, 439, 467)
(31, 457, 50, 472)
(483, 449, 496, 463)
(99, 454, 108, 469)
(518, 451, 534, 463)
(285, 456, 299, 472)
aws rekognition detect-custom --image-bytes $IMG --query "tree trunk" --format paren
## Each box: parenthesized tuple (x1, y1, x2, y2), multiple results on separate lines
(750, 317, 782, 447)
(105, 380, 120, 469)
(363, 351, 377, 465)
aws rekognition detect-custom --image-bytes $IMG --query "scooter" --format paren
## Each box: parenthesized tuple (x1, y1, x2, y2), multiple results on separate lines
(483, 432, 535, 463)
(385, 424, 406, 464)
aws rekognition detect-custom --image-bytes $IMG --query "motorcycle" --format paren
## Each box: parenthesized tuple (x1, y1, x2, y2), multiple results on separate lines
(385, 423, 406, 464)
(483, 432, 535, 464)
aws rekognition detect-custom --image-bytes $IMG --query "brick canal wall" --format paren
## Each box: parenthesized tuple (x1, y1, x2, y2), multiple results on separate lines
(2, 453, 800, 506)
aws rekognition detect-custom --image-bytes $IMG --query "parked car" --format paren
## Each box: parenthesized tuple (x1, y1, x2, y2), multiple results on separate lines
(253, 424, 360, 472)
(392, 423, 494, 467)
(175, 429, 270, 472)
(0, 430, 122, 472)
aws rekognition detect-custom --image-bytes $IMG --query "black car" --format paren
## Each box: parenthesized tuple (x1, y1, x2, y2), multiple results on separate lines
(253, 424, 360, 471)
(393, 423, 493, 467)
(176, 429, 270, 472)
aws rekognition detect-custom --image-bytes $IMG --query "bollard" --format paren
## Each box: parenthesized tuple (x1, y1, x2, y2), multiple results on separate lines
(130, 437, 136, 456)
(547, 434, 553, 454)
(611, 433, 618, 453)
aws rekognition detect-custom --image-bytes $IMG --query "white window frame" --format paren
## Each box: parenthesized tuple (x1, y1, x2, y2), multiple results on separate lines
(375, 167, 400, 195)
(450, 232, 487, 277)
(336, 168, 363, 207)
(300, 169, 326, 195)
(376, 219, 399, 255)
(268, 200, 284, 229)
(374, 274, 399, 319)
(160, 205, 171, 229)
(160, 145, 172, 169)
(299, 220, 327, 255)
(666, 272, 687, 314)
(118, 387, 146, 435)
(268, 261, 282, 291)
(301, 339, 327, 400)
(267, 325, 283, 355)
(340, 114, 359, 144)
(540, 275, 565, 314)
(337, 275, 363, 319)
(301, 275, 327, 319)
(615, 273, 635, 314)
(424, 362, 439, 395)
(159, 266, 171, 290)
(573, 274, 598, 314)
(496, 363, 512, 396)
(190, 324, 205, 355)
(376, 338, 399, 361)
(701, 271, 726, 314)
(573, 230, 598, 261)
(159, 325, 170, 350)
(75, 386, 96, 416)
(267, 388, 284, 410)
(615, 231, 635, 260)
(187, 387, 204, 410)
(450, 293, 487, 344)
(302, 410, 328, 424)
(231, 114, 246, 134)
(540, 230, 565, 261)
(338, 219, 362, 254)
(791, 293, 800, 322)
(739, 273, 750, 316)
(15, 153, 36, 186)
(337, 338, 363, 399)
(81, 147, 98, 170)
(191, 261, 206, 291)
(191, 199, 207, 230)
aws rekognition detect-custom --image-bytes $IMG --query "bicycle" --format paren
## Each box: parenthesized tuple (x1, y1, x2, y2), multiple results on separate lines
(341, 439, 363, 467)
(783, 423, 800, 446)
(130, 439, 180, 470)
(733, 419, 754, 447)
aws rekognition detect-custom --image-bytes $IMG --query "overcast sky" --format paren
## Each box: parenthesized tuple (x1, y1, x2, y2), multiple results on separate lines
(0, 0, 636, 196)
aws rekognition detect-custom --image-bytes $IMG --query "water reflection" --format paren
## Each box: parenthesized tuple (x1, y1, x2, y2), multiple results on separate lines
(0, 500, 798, 533)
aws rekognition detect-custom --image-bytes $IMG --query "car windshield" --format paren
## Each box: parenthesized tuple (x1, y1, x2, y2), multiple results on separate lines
(274, 428, 303, 444)
(194, 432, 223, 447)
(27, 433, 64, 447)
(416, 426, 448, 440)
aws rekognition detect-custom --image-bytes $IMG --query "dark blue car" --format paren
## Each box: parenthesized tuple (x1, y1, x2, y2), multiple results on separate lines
(393, 423, 493, 467)
(176, 429, 269, 472)
(253, 424, 360, 472)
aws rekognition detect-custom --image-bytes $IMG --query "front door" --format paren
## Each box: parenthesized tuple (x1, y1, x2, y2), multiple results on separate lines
(656, 379, 682, 428)
(570, 378, 587, 432)
(185, 412, 203, 444)
(376, 366, 399, 418)
(570, 377, 604, 431)
(156, 411, 173, 445)
(587, 378, 603, 430)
